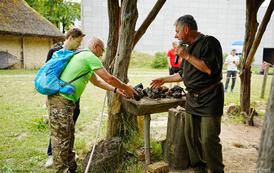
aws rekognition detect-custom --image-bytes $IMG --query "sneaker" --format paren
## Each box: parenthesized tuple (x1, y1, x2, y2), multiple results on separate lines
(224, 89, 227, 93)
(45, 156, 53, 167)
(45, 154, 78, 167)
(231, 89, 233, 93)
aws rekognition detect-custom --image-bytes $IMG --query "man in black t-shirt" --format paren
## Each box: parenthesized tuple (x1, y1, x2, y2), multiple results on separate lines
(150, 15, 224, 173)
(45, 27, 85, 169)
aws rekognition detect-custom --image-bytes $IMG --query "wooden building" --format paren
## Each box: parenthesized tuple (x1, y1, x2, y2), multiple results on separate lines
(0, 0, 65, 69)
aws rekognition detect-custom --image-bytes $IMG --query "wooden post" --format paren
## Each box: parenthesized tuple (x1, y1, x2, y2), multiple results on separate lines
(21, 37, 25, 69)
(162, 108, 189, 170)
(260, 63, 270, 98)
(240, 108, 256, 126)
(137, 115, 145, 138)
(144, 113, 151, 165)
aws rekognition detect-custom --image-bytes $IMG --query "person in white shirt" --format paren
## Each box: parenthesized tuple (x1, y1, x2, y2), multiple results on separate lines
(224, 49, 239, 93)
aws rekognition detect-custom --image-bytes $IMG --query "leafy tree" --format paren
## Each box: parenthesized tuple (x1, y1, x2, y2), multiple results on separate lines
(25, 0, 81, 33)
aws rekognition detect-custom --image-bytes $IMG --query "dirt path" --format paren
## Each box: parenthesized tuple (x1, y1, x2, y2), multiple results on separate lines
(220, 117, 263, 173)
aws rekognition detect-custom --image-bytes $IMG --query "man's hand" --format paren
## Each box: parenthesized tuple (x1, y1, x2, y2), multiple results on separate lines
(116, 88, 128, 98)
(124, 85, 138, 99)
(175, 45, 189, 59)
(175, 44, 211, 74)
(150, 77, 165, 89)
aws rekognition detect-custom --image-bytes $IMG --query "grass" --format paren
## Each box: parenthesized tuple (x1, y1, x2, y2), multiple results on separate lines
(0, 59, 273, 172)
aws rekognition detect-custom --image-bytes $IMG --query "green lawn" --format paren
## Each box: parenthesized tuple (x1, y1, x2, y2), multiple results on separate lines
(0, 67, 273, 172)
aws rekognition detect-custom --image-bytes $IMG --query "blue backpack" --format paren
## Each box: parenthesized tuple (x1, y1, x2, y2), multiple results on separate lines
(34, 49, 89, 97)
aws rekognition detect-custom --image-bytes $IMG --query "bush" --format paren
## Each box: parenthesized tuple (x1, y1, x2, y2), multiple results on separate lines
(130, 50, 154, 68)
(223, 53, 228, 64)
(151, 51, 168, 68)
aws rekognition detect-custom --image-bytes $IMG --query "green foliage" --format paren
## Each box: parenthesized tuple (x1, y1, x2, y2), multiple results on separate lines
(120, 121, 144, 173)
(222, 53, 228, 67)
(230, 114, 246, 124)
(25, 0, 81, 32)
(130, 51, 155, 68)
(151, 51, 168, 69)
(150, 140, 162, 161)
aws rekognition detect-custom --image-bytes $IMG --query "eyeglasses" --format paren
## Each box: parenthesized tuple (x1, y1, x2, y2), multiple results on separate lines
(98, 44, 105, 53)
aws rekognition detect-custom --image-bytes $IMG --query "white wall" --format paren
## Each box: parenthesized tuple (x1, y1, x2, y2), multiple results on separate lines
(81, 0, 274, 66)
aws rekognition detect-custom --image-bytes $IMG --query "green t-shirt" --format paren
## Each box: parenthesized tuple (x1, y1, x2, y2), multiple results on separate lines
(60, 48, 103, 102)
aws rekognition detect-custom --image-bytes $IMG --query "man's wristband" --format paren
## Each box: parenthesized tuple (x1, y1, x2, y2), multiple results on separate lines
(114, 88, 117, 93)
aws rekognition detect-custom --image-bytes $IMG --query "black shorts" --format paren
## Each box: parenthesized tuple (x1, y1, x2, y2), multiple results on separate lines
(169, 66, 181, 75)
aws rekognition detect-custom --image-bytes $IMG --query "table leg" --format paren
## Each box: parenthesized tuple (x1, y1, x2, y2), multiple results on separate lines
(144, 113, 151, 165)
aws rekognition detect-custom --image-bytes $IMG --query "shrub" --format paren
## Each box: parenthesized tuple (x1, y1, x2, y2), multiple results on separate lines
(151, 51, 168, 69)
(223, 53, 228, 64)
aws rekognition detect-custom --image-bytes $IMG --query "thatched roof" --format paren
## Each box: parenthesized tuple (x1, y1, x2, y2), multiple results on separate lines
(0, 0, 65, 43)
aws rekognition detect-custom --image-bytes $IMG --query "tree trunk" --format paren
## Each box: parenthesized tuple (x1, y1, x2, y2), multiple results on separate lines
(103, 0, 120, 73)
(49, 0, 54, 18)
(239, 67, 251, 114)
(106, 0, 138, 138)
(105, 0, 169, 139)
(256, 74, 274, 172)
(162, 108, 189, 170)
(239, 0, 273, 113)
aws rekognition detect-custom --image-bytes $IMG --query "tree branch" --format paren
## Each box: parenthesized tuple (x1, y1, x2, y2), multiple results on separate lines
(245, 0, 274, 69)
(132, 0, 166, 49)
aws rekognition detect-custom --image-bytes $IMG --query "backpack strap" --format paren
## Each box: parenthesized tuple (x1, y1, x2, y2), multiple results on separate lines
(73, 49, 89, 56)
(61, 71, 90, 88)
(60, 49, 91, 88)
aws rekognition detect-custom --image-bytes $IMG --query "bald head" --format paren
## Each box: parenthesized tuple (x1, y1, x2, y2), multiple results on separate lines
(87, 37, 104, 49)
(86, 37, 105, 57)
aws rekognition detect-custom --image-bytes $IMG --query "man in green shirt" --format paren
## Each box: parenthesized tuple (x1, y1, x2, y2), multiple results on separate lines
(150, 15, 224, 173)
(48, 37, 137, 173)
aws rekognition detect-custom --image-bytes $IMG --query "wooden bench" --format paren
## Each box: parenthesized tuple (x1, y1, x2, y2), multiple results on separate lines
(122, 97, 186, 165)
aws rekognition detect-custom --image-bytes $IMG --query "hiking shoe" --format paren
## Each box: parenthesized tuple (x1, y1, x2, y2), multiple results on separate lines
(45, 154, 78, 167)
(45, 156, 53, 167)
(231, 89, 233, 93)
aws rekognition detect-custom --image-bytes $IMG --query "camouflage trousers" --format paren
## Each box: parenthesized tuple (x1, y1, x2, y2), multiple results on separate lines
(48, 93, 77, 173)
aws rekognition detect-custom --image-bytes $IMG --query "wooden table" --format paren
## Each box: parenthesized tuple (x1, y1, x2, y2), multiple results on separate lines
(122, 97, 186, 165)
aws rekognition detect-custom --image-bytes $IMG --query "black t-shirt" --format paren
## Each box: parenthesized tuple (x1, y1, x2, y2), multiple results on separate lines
(45, 45, 63, 63)
(179, 34, 224, 117)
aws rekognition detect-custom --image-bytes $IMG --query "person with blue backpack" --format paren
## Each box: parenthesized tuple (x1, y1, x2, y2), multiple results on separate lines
(46, 36, 137, 173)
(43, 27, 86, 167)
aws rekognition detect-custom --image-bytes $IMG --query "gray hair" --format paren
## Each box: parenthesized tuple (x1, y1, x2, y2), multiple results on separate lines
(174, 14, 198, 30)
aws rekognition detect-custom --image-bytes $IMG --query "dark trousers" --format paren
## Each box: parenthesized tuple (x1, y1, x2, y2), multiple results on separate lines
(169, 66, 181, 75)
(225, 70, 237, 90)
(184, 113, 224, 172)
(47, 98, 80, 156)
